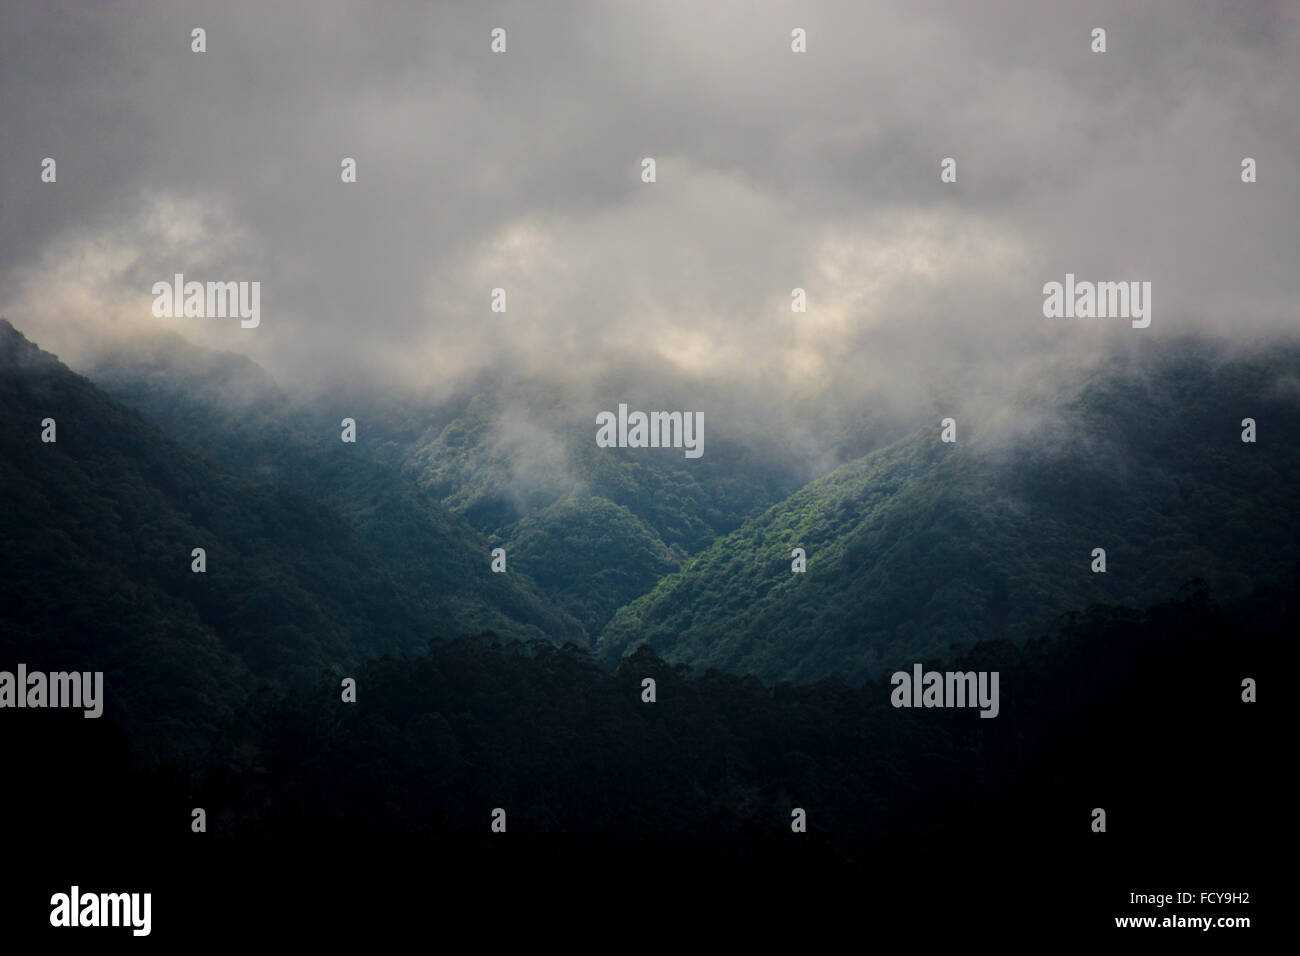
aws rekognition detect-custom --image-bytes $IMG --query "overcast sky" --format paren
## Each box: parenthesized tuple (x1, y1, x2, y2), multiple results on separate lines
(1, 0, 1296, 411)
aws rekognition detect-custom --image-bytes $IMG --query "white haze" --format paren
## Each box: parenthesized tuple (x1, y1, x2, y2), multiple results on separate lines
(1, 0, 1296, 472)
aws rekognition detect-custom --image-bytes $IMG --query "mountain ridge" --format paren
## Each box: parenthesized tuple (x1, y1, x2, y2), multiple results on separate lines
(0, 319, 585, 759)
(598, 340, 1300, 682)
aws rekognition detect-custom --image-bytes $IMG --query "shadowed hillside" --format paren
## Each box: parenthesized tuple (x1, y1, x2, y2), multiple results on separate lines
(0, 320, 584, 758)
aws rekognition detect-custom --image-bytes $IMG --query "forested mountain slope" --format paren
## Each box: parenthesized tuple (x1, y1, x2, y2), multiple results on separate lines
(91, 342, 810, 636)
(86, 331, 587, 647)
(0, 321, 582, 761)
(600, 342, 1300, 683)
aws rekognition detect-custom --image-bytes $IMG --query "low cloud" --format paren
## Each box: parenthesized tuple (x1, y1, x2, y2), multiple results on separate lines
(1, 0, 1295, 462)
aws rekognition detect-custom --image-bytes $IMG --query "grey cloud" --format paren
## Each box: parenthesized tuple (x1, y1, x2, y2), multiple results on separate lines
(1, 0, 1295, 437)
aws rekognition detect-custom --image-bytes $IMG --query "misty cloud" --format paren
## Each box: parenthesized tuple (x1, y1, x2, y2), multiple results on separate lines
(1, 0, 1296, 431)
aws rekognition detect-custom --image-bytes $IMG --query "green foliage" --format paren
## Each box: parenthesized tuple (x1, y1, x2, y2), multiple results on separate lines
(395, 386, 802, 553)
(600, 343, 1300, 683)
(87, 331, 587, 650)
(0, 322, 583, 763)
(504, 494, 678, 634)
(93, 351, 803, 642)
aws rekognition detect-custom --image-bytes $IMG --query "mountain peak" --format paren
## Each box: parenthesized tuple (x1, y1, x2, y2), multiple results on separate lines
(0, 317, 66, 374)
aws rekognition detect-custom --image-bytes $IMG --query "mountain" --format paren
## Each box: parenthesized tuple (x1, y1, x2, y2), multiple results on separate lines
(599, 340, 1300, 683)
(4, 318, 1287, 937)
(503, 494, 678, 634)
(394, 386, 808, 554)
(86, 330, 587, 647)
(393, 386, 821, 633)
(0, 320, 583, 757)
(90, 346, 815, 635)
(78, 325, 1300, 688)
